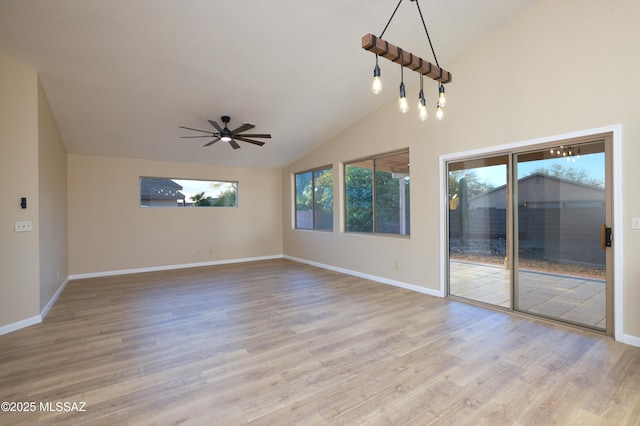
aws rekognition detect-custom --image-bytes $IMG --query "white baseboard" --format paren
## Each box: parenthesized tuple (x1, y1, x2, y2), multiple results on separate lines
(68, 255, 284, 280)
(284, 256, 640, 348)
(0, 315, 41, 336)
(284, 255, 443, 298)
(1, 255, 283, 336)
(621, 334, 640, 348)
(0, 277, 70, 336)
(41, 277, 69, 320)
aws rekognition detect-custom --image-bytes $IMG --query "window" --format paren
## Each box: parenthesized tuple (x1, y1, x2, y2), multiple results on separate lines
(344, 150, 410, 235)
(140, 177, 238, 208)
(294, 166, 333, 230)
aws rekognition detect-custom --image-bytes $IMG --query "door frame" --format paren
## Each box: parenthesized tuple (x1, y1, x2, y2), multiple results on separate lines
(439, 124, 624, 341)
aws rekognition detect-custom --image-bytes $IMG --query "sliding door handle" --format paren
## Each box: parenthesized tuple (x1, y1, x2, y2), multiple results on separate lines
(601, 225, 612, 249)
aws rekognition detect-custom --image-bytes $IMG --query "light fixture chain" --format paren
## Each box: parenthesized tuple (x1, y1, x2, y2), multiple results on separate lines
(380, 0, 405, 38)
(414, 0, 440, 67)
(364, 0, 451, 121)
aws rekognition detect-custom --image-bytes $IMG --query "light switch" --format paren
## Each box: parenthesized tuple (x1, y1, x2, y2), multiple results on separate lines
(632, 217, 640, 230)
(15, 221, 32, 232)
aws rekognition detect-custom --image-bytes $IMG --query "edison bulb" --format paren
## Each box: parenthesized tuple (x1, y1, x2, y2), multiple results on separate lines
(371, 62, 382, 95)
(436, 104, 444, 120)
(398, 82, 408, 113)
(399, 96, 409, 113)
(372, 75, 382, 94)
(419, 105, 428, 121)
(418, 98, 428, 121)
(438, 84, 447, 107)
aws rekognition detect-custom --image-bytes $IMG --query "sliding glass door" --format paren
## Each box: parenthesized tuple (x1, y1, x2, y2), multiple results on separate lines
(448, 155, 510, 307)
(447, 136, 612, 333)
(513, 140, 609, 331)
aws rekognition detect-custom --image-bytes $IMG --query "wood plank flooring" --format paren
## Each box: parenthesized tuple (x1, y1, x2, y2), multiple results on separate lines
(0, 259, 639, 425)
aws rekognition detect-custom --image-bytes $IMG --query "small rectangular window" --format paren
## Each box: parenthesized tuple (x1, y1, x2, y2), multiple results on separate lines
(344, 150, 410, 235)
(140, 177, 238, 208)
(294, 166, 333, 230)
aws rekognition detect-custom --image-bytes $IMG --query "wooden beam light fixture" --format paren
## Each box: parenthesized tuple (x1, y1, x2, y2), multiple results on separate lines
(362, 0, 451, 120)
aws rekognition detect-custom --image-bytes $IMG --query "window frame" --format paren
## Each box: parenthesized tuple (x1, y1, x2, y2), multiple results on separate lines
(293, 165, 333, 231)
(343, 149, 410, 236)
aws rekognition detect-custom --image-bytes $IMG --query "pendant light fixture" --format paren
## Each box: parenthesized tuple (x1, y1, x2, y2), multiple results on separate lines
(362, 0, 452, 122)
(399, 64, 409, 113)
(438, 83, 446, 107)
(550, 145, 581, 161)
(418, 74, 428, 121)
(371, 55, 382, 94)
(436, 82, 445, 120)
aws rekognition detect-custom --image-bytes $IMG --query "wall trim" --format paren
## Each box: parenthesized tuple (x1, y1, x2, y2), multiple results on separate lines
(0, 315, 41, 336)
(68, 255, 284, 280)
(0, 277, 70, 336)
(621, 334, 640, 348)
(41, 277, 69, 320)
(285, 255, 443, 298)
(439, 124, 634, 345)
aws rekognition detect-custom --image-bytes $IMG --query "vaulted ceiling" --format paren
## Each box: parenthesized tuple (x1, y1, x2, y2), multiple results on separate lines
(0, 0, 538, 169)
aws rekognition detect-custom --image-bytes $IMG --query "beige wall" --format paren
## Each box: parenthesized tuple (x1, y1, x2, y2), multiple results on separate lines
(282, 0, 640, 337)
(2, 0, 639, 342)
(68, 155, 283, 275)
(38, 79, 68, 310)
(0, 54, 40, 326)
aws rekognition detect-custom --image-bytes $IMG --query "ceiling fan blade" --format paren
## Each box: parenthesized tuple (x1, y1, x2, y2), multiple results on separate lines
(229, 139, 241, 150)
(237, 133, 271, 139)
(181, 135, 219, 138)
(180, 126, 215, 134)
(231, 123, 255, 135)
(235, 136, 266, 146)
(203, 138, 221, 147)
(207, 120, 224, 132)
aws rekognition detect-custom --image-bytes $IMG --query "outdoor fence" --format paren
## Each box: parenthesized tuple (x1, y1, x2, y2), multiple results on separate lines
(449, 206, 606, 266)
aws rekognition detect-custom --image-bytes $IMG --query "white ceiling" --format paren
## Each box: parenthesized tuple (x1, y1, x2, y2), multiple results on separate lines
(0, 0, 538, 169)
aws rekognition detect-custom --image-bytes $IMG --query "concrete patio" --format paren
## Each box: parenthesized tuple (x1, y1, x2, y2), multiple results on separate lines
(449, 260, 606, 329)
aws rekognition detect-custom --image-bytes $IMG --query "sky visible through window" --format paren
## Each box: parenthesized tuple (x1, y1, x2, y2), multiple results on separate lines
(473, 153, 604, 187)
(173, 179, 231, 203)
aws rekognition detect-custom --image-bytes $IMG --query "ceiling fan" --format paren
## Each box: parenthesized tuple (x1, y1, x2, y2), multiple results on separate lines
(179, 115, 271, 149)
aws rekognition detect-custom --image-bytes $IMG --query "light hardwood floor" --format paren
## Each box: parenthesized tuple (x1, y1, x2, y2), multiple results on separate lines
(1, 259, 639, 425)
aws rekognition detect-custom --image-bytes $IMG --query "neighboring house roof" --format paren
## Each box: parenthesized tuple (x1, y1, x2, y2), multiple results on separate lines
(140, 178, 185, 201)
(468, 173, 604, 209)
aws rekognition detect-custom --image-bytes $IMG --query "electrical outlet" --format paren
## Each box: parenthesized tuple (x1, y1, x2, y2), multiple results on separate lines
(15, 221, 32, 232)
(394, 261, 399, 270)
(632, 217, 640, 230)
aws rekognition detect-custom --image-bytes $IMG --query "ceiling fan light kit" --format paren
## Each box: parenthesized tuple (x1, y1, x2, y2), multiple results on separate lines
(179, 115, 271, 150)
(362, 0, 451, 121)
